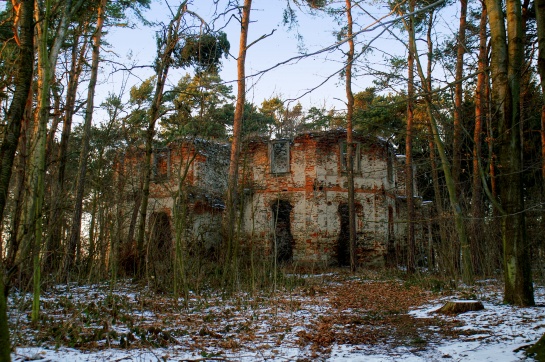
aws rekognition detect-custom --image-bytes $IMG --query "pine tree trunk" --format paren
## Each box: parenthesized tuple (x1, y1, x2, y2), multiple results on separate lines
(402, 6, 474, 285)
(0, 0, 35, 359)
(534, 0, 545, 272)
(345, 0, 357, 273)
(224, 0, 252, 286)
(452, 0, 467, 189)
(470, 1, 487, 274)
(425, 10, 447, 270)
(485, 0, 534, 306)
(405, 0, 416, 274)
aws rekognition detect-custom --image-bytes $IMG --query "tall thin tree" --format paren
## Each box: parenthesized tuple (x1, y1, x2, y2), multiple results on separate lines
(0, 0, 35, 358)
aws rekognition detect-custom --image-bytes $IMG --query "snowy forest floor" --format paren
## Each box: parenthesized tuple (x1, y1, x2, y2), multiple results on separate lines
(8, 271, 545, 361)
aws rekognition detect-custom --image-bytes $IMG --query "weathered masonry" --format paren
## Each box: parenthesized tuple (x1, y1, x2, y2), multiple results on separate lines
(116, 139, 230, 257)
(240, 129, 406, 267)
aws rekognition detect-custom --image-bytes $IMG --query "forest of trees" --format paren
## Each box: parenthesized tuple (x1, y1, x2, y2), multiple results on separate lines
(1, 0, 545, 359)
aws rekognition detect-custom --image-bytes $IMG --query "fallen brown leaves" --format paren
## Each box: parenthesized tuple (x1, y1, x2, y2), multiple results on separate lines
(297, 278, 463, 355)
(7, 273, 472, 360)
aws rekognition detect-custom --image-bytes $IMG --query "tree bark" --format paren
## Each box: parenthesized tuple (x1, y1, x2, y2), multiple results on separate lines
(425, 10, 447, 271)
(535, 0, 545, 272)
(470, 1, 487, 274)
(0, 0, 34, 358)
(401, 6, 474, 285)
(345, 0, 357, 273)
(452, 0, 467, 190)
(45, 26, 88, 273)
(405, 0, 416, 274)
(224, 0, 252, 284)
(64, 0, 107, 279)
(485, 0, 534, 306)
(136, 2, 187, 277)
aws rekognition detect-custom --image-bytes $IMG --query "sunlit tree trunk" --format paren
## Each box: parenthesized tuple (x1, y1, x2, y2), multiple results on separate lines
(470, 1, 487, 274)
(224, 0, 252, 285)
(345, 0, 357, 273)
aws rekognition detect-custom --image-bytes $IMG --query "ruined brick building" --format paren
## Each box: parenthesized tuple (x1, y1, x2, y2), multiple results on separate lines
(240, 129, 405, 267)
(119, 130, 414, 268)
(116, 139, 229, 260)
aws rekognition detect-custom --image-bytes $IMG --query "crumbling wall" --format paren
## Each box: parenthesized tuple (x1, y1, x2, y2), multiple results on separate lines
(119, 140, 229, 258)
(242, 131, 398, 267)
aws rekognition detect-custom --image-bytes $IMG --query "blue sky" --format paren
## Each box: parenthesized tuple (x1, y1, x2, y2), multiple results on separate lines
(102, 0, 410, 113)
(1, 0, 461, 115)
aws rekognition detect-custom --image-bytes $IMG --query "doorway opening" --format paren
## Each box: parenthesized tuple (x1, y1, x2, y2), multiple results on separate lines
(337, 203, 350, 266)
(272, 200, 294, 263)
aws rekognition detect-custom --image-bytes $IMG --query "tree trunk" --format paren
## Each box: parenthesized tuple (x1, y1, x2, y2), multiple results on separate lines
(401, 6, 474, 284)
(405, 0, 416, 274)
(470, 1, 487, 274)
(534, 0, 545, 275)
(45, 27, 88, 273)
(452, 0, 467, 190)
(424, 10, 448, 271)
(224, 0, 252, 285)
(345, 0, 357, 273)
(0, 0, 34, 358)
(136, 3, 186, 277)
(485, 0, 534, 306)
(64, 0, 106, 279)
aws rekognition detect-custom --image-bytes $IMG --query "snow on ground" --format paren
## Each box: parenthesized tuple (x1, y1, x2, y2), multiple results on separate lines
(9, 274, 545, 361)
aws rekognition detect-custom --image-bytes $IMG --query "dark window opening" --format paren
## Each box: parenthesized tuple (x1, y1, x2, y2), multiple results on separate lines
(150, 211, 172, 250)
(337, 203, 350, 266)
(387, 148, 394, 182)
(340, 141, 360, 173)
(270, 141, 290, 174)
(153, 148, 170, 182)
(272, 200, 294, 263)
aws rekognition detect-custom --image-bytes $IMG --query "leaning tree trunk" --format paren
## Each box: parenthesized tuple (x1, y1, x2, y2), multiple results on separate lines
(0, 0, 34, 359)
(425, 10, 448, 271)
(402, 9, 474, 285)
(136, 3, 186, 277)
